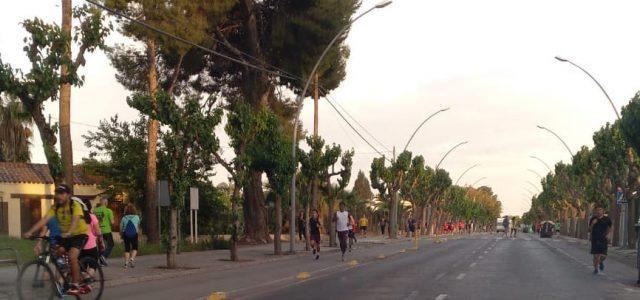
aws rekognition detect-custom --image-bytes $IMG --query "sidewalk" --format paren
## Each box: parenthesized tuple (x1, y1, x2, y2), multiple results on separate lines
(103, 234, 399, 287)
(555, 234, 638, 268)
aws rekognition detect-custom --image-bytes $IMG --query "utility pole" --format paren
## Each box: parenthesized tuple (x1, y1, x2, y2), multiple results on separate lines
(312, 72, 320, 209)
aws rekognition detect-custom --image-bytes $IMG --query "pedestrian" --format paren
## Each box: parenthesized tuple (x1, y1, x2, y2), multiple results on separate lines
(94, 197, 115, 266)
(380, 217, 387, 236)
(407, 214, 416, 238)
(358, 215, 368, 238)
(120, 204, 141, 269)
(297, 211, 306, 241)
(80, 199, 103, 263)
(510, 217, 517, 238)
(588, 205, 612, 274)
(333, 201, 352, 261)
(502, 215, 510, 238)
(309, 209, 322, 260)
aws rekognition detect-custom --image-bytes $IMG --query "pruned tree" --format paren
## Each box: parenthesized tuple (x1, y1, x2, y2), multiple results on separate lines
(370, 151, 412, 238)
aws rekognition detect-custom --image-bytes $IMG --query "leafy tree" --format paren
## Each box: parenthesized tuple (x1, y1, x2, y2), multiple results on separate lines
(0, 4, 110, 183)
(370, 150, 412, 238)
(0, 96, 32, 162)
(350, 170, 374, 218)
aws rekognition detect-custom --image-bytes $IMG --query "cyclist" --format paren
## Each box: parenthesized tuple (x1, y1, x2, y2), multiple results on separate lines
(24, 184, 91, 295)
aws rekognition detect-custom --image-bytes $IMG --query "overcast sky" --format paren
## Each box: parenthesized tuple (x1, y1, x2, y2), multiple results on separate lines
(2, 0, 640, 215)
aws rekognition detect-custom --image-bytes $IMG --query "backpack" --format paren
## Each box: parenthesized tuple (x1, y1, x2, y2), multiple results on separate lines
(123, 217, 137, 238)
(70, 197, 92, 225)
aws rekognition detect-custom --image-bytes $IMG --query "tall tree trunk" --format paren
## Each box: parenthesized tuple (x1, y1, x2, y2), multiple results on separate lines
(242, 170, 270, 243)
(389, 190, 398, 238)
(145, 38, 160, 244)
(167, 206, 177, 268)
(59, 0, 73, 189)
(328, 197, 336, 247)
(274, 194, 282, 255)
(421, 205, 427, 235)
(230, 184, 240, 261)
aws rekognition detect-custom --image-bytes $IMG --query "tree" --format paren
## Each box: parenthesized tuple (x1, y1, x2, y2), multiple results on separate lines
(370, 151, 412, 238)
(105, 0, 234, 244)
(351, 170, 373, 217)
(0, 4, 110, 183)
(0, 96, 32, 162)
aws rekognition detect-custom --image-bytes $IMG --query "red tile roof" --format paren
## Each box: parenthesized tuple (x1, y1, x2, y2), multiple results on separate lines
(0, 162, 97, 185)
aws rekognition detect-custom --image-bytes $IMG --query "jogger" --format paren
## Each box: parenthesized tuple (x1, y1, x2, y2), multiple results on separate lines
(333, 202, 351, 261)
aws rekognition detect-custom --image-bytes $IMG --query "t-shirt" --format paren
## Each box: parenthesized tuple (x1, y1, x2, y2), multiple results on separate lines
(503, 218, 509, 227)
(46, 201, 88, 236)
(84, 214, 100, 250)
(309, 217, 320, 235)
(589, 216, 612, 240)
(94, 206, 114, 234)
(359, 217, 368, 227)
(120, 215, 141, 234)
(336, 211, 349, 232)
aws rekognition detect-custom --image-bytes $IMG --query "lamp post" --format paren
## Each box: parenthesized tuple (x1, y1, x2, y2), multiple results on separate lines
(537, 125, 574, 158)
(526, 181, 541, 193)
(527, 169, 544, 180)
(435, 141, 469, 170)
(471, 177, 487, 187)
(530, 155, 552, 172)
(403, 107, 450, 152)
(455, 163, 479, 185)
(289, 1, 393, 254)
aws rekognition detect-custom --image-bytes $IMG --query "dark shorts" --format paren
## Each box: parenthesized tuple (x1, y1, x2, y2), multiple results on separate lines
(360, 226, 367, 231)
(60, 235, 88, 251)
(81, 247, 99, 261)
(591, 238, 608, 255)
(409, 226, 416, 233)
(310, 233, 321, 244)
(123, 234, 139, 252)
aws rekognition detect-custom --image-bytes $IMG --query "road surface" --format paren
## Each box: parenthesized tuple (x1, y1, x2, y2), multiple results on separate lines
(104, 233, 640, 300)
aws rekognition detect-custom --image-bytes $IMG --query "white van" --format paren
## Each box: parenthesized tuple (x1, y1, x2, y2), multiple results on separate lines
(496, 217, 505, 233)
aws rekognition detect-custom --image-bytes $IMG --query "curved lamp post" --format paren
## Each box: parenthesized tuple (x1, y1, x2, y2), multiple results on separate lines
(455, 163, 479, 185)
(527, 168, 544, 180)
(435, 141, 469, 170)
(289, 1, 392, 254)
(526, 180, 541, 193)
(537, 125, 574, 158)
(554, 56, 620, 120)
(403, 107, 450, 152)
(530, 155, 552, 172)
(471, 176, 487, 187)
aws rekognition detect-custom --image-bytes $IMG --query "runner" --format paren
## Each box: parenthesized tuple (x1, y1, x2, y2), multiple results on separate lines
(358, 215, 369, 238)
(588, 205, 612, 274)
(309, 209, 322, 260)
(23, 184, 91, 295)
(120, 204, 141, 269)
(348, 213, 357, 251)
(333, 201, 351, 261)
(380, 217, 387, 236)
(502, 215, 510, 238)
(94, 196, 115, 266)
(510, 217, 517, 238)
(80, 199, 103, 263)
(407, 213, 416, 238)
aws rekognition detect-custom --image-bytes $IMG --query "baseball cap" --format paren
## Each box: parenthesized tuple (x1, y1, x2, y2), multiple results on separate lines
(54, 184, 71, 194)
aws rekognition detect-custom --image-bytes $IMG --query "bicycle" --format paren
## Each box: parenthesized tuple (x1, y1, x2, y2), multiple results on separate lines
(16, 236, 104, 300)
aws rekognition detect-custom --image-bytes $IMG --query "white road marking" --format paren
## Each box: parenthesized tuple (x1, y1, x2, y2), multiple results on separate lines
(404, 291, 419, 300)
(484, 251, 488, 254)
(435, 273, 446, 281)
(472, 250, 476, 254)
(470, 262, 477, 268)
(435, 294, 448, 300)
(456, 273, 466, 280)
(479, 255, 484, 259)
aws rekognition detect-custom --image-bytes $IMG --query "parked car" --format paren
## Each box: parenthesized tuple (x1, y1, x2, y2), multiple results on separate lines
(496, 217, 505, 233)
(540, 221, 554, 238)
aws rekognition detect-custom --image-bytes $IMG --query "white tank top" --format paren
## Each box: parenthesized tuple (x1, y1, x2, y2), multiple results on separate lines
(336, 211, 349, 232)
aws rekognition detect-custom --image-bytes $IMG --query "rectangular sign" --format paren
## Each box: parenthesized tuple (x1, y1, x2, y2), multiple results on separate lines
(616, 190, 626, 205)
(157, 180, 170, 207)
(190, 187, 199, 210)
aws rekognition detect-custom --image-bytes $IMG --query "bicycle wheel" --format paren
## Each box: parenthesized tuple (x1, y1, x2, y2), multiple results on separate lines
(79, 256, 104, 299)
(17, 261, 56, 300)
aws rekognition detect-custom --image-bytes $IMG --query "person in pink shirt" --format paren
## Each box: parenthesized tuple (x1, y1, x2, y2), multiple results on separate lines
(81, 199, 103, 262)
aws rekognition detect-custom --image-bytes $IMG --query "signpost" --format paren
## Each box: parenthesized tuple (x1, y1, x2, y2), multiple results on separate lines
(157, 180, 170, 235)
(616, 187, 629, 248)
(190, 187, 199, 243)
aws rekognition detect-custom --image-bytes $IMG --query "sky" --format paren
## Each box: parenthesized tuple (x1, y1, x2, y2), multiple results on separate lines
(2, 0, 640, 215)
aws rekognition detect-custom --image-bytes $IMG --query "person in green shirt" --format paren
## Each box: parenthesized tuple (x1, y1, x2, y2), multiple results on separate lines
(94, 197, 115, 265)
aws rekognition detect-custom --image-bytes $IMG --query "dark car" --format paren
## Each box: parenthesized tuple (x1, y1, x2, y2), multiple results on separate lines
(540, 221, 554, 238)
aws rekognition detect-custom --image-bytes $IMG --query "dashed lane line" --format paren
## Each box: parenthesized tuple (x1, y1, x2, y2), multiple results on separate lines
(456, 273, 466, 280)
(435, 294, 448, 300)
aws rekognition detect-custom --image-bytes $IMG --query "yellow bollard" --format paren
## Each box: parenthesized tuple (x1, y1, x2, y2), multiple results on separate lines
(207, 292, 227, 300)
(348, 260, 358, 266)
(296, 272, 311, 280)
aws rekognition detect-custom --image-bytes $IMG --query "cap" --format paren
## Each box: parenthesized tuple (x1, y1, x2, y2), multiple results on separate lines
(54, 184, 71, 194)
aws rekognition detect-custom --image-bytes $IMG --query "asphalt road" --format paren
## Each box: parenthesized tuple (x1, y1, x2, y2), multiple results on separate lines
(103, 233, 640, 300)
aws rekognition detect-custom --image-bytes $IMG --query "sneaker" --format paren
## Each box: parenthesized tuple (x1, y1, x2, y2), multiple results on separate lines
(99, 255, 108, 267)
(599, 261, 604, 271)
(123, 263, 128, 269)
(128, 259, 136, 268)
(66, 284, 82, 296)
(80, 284, 93, 295)
(312, 249, 316, 255)
(341, 253, 345, 262)
(315, 253, 320, 260)
(593, 269, 598, 275)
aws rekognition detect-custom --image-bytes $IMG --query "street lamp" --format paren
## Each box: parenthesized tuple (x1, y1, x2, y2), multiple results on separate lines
(435, 141, 469, 170)
(403, 107, 450, 152)
(537, 125, 574, 158)
(523, 187, 535, 197)
(289, 1, 392, 254)
(554, 56, 620, 120)
(471, 176, 487, 187)
(530, 155, 552, 172)
(455, 163, 479, 185)
(527, 168, 544, 180)
(526, 180, 541, 193)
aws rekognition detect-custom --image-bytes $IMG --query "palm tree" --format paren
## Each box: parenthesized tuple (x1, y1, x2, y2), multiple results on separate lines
(0, 95, 33, 162)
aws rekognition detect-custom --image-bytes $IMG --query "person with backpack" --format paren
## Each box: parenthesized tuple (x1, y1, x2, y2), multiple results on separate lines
(81, 199, 103, 263)
(120, 204, 141, 269)
(24, 184, 91, 295)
